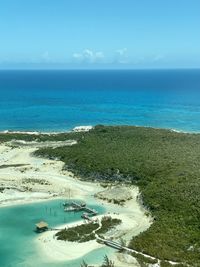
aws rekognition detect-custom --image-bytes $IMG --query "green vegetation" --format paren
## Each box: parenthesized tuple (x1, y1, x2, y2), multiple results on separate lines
(80, 255, 115, 267)
(34, 125, 200, 266)
(0, 164, 28, 169)
(131, 252, 158, 265)
(56, 222, 98, 242)
(56, 216, 121, 243)
(80, 260, 89, 267)
(160, 262, 186, 267)
(96, 216, 121, 235)
(101, 255, 115, 267)
(22, 178, 50, 185)
(0, 131, 81, 143)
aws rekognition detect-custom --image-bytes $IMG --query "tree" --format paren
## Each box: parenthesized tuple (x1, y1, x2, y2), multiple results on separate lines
(119, 237, 126, 247)
(101, 255, 115, 267)
(80, 260, 89, 267)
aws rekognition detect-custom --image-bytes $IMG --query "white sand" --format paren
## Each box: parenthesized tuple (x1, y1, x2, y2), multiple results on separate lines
(36, 208, 150, 265)
(0, 142, 102, 206)
(36, 220, 104, 262)
(73, 125, 93, 132)
(0, 141, 152, 266)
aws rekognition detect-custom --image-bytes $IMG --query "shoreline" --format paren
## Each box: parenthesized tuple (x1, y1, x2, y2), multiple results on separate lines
(0, 124, 200, 135)
(0, 139, 151, 266)
(35, 196, 151, 264)
(0, 125, 94, 135)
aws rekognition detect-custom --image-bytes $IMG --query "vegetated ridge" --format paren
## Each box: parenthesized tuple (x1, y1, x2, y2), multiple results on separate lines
(18, 125, 200, 266)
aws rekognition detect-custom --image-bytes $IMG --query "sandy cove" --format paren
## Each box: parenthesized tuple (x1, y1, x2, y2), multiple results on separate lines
(0, 141, 101, 206)
(36, 202, 151, 264)
(36, 220, 104, 262)
(0, 141, 152, 266)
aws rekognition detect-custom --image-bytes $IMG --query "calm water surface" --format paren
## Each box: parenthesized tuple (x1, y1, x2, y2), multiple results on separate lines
(0, 69, 200, 132)
(0, 199, 110, 267)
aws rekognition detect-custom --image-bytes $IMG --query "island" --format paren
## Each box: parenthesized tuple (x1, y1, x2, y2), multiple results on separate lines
(0, 125, 199, 267)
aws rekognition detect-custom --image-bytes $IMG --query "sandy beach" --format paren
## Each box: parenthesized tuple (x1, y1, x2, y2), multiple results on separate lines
(0, 139, 152, 266)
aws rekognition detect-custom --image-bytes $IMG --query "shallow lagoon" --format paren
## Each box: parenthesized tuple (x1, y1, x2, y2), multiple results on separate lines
(0, 199, 112, 267)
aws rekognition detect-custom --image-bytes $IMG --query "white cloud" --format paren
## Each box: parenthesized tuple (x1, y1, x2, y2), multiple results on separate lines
(115, 48, 129, 64)
(152, 54, 165, 62)
(42, 51, 50, 62)
(116, 48, 127, 56)
(83, 49, 93, 59)
(72, 53, 82, 59)
(72, 49, 104, 63)
(95, 51, 104, 58)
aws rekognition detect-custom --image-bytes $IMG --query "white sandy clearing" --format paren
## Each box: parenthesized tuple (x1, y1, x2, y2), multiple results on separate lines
(35, 212, 135, 263)
(73, 125, 93, 132)
(112, 253, 140, 267)
(0, 189, 53, 206)
(0, 142, 102, 206)
(36, 220, 104, 262)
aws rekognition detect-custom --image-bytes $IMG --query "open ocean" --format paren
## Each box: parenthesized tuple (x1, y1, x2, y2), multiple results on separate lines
(0, 69, 200, 133)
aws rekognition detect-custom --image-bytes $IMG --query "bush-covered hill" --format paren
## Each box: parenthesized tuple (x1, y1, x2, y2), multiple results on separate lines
(33, 125, 200, 266)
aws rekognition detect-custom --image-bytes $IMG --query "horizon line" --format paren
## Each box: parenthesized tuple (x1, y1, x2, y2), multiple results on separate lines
(0, 67, 200, 71)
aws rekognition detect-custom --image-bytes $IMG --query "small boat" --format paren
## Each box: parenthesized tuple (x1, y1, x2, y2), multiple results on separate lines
(64, 206, 77, 212)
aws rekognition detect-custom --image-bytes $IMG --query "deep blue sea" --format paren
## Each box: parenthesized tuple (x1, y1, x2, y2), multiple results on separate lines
(0, 69, 200, 132)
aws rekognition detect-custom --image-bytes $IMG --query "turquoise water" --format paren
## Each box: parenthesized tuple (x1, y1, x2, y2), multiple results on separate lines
(0, 69, 200, 132)
(0, 199, 110, 267)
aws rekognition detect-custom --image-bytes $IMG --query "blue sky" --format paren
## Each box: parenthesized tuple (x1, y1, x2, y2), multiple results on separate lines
(0, 0, 200, 69)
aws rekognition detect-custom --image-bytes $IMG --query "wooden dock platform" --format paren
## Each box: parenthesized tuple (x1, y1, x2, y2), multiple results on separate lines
(96, 236, 124, 250)
(64, 201, 98, 216)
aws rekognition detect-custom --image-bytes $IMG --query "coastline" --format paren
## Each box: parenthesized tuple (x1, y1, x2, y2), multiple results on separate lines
(0, 136, 151, 266)
(0, 125, 94, 135)
(1, 124, 198, 265)
(0, 124, 199, 135)
(35, 193, 151, 264)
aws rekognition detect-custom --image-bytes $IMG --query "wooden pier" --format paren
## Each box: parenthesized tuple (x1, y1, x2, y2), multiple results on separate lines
(64, 201, 98, 216)
(104, 240, 123, 250)
(64, 206, 84, 212)
(96, 236, 124, 250)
